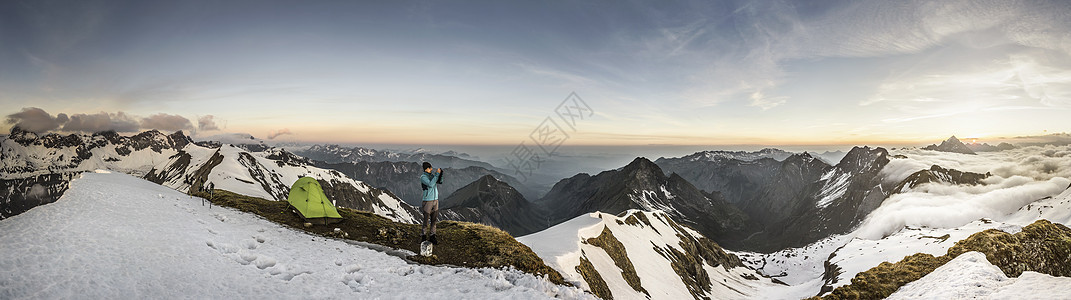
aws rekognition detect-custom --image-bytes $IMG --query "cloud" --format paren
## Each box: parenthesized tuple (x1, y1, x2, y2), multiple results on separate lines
(855, 176, 1069, 240)
(198, 115, 220, 131)
(681, 0, 1071, 108)
(516, 63, 595, 86)
(865, 55, 1071, 108)
(140, 113, 193, 132)
(5, 107, 208, 134)
(63, 112, 140, 133)
(1005, 133, 1071, 146)
(749, 90, 787, 110)
(6, 107, 65, 133)
(267, 128, 292, 139)
(858, 145, 1071, 240)
(883, 145, 1071, 182)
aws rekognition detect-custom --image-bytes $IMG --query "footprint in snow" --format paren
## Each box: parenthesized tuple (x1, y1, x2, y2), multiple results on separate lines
(344, 264, 362, 274)
(241, 239, 258, 250)
(279, 270, 312, 281)
(342, 273, 370, 292)
(255, 256, 277, 269)
(233, 249, 258, 265)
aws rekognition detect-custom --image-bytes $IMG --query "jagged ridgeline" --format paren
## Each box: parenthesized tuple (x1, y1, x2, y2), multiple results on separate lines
(653, 146, 899, 251)
(1, 127, 192, 218)
(0, 128, 418, 223)
(538, 157, 754, 246)
(519, 210, 785, 299)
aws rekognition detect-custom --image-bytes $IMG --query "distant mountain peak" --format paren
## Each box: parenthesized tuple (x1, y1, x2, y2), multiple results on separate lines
(474, 174, 506, 186)
(624, 157, 660, 170)
(923, 135, 976, 155)
(837, 146, 889, 169)
(439, 173, 544, 236)
(674, 148, 795, 163)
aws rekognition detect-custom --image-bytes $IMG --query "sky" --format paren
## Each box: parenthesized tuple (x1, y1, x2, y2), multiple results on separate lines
(2, 0, 1070, 147)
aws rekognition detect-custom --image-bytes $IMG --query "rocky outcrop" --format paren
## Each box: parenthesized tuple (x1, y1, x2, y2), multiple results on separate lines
(820, 219, 1071, 299)
(584, 226, 649, 297)
(946, 219, 1071, 277)
(0, 172, 80, 219)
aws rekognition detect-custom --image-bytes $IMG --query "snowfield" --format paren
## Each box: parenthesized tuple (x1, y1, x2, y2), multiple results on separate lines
(0, 171, 590, 299)
(888, 252, 1071, 300)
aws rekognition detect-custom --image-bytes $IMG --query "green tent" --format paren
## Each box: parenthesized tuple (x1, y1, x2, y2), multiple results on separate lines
(287, 177, 342, 224)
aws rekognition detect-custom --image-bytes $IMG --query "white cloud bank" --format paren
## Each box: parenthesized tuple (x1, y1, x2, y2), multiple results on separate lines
(857, 145, 1071, 239)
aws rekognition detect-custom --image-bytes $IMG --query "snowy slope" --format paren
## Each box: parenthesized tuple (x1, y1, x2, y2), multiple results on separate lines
(733, 185, 1071, 299)
(519, 210, 780, 300)
(152, 145, 418, 224)
(823, 183, 1071, 291)
(0, 171, 591, 299)
(1, 129, 418, 224)
(732, 235, 854, 300)
(887, 252, 1071, 300)
(733, 187, 1071, 299)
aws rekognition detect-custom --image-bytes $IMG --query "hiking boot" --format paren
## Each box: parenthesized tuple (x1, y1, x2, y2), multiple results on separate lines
(429, 234, 438, 245)
(420, 234, 427, 242)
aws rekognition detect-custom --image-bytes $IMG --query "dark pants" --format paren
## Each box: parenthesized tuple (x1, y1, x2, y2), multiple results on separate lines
(421, 200, 439, 236)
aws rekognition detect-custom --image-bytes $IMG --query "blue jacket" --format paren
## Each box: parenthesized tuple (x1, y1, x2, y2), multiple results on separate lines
(420, 171, 441, 201)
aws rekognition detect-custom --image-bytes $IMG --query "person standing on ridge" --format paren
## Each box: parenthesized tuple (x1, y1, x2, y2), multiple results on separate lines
(419, 162, 444, 245)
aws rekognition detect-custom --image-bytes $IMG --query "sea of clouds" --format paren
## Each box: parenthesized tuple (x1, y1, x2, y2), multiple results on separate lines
(855, 145, 1071, 240)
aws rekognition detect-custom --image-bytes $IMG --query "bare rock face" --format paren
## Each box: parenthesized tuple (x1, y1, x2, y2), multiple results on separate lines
(656, 147, 896, 252)
(438, 175, 547, 236)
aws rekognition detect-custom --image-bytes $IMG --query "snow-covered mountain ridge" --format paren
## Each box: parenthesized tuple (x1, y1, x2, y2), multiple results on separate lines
(0, 171, 591, 299)
(0, 128, 417, 223)
(519, 210, 782, 300)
